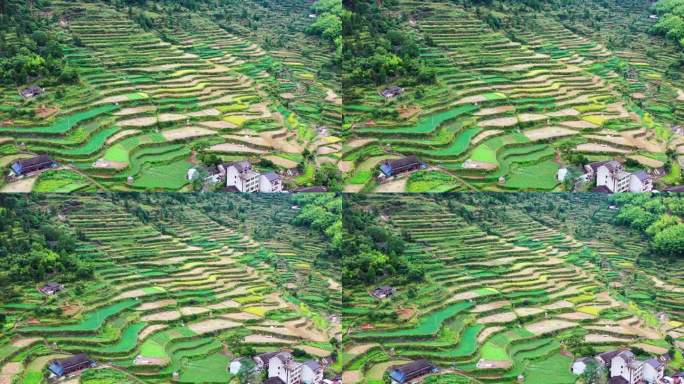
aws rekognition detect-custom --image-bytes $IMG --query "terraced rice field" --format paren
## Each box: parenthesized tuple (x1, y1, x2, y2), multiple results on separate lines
(0, 0, 339, 192)
(341, 0, 680, 192)
(0, 195, 340, 383)
(342, 194, 683, 384)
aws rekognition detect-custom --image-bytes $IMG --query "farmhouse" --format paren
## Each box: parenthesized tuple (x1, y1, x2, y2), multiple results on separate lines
(379, 156, 426, 178)
(20, 86, 44, 98)
(370, 285, 395, 299)
(388, 359, 436, 384)
(260, 172, 283, 193)
(301, 361, 324, 384)
(39, 282, 63, 295)
(9, 155, 57, 176)
(594, 160, 653, 193)
(643, 358, 666, 383)
(610, 350, 644, 384)
(268, 352, 305, 384)
(47, 354, 94, 377)
(379, 86, 404, 98)
(224, 161, 260, 193)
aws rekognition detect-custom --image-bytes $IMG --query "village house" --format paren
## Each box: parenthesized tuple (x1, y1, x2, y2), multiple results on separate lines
(610, 350, 644, 384)
(379, 86, 404, 98)
(591, 160, 653, 193)
(370, 285, 395, 299)
(301, 361, 324, 384)
(379, 155, 426, 179)
(9, 155, 57, 177)
(224, 161, 261, 193)
(39, 282, 64, 295)
(47, 354, 94, 378)
(592, 350, 667, 384)
(388, 359, 436, 384)
(630, 171, 653, 193)
(20, 85, 44, 99)
(260, 172, 283, 193)
(252, 350, 326, 384)
(221, 161, 287, 193)
(268, 352, 305, 384)
(643, 358, 666, 384)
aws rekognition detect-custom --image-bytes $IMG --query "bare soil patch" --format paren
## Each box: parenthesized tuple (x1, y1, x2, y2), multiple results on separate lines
(106, 129, 139, 145)
(35, 105, 58, 119)
(162, 127, 216, 141)
(208, 143, 265, 154)
(472, 130, 503, 145)
(525, 319, 577, 335)
(189, 319, 240, 334)
(139, 324, 168, 341)
(142, 311, 181, 322)
(524, 127, 578, 141)
(398, 105, 421, 119)
(474, 106, 514, 116)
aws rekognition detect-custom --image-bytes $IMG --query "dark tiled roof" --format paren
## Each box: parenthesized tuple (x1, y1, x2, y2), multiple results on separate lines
(225, 161, 250, 173)
(665, 185, 684, 192)
(632, 171, 651, 182)
(392, 359, 433, 376)
(602, 160, 622, 173)
(597, 349, 627, 364)
(587, 161, 608, 173)
(254, 351, 279, 363)
(263, 172, 281, 182)
(303, 360, 321, 371)
(55, 354, 91, 370)
(386, 155, 421, 171)
(645, 358, 663, 368)
(14, 154, 53, 169)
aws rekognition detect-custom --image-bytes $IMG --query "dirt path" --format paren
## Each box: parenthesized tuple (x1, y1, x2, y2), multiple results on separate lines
(0, 175, 38, 192)
(374, 177, 407, 193)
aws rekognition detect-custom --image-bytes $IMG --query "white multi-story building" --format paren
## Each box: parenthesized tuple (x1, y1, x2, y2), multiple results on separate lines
(595, 161, 653, 193)
(260, 172, 283, 192)
(224, 161, 260, 192)
(221, 161, 285, 193)
(265, 352, 324, 384)
(597, 161, 631, 193)
(301, 361, 324, 384)
(610, 351, 645, 384)
(269, 352, 304, 384)
(643, 358, 665, 384)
